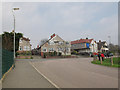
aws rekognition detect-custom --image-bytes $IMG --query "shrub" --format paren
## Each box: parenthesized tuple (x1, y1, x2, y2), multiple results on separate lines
(71, 50, 78, 55)
(58, 52, 62, 56)
(15, 52, 19, 57)
(43, 53, 46, 58)
(54, 51, 57, 56)
(30, 56, 33, 59)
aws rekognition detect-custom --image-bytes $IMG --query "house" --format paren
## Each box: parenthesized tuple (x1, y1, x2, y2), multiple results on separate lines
(97, 40, 109, 52)
(71, 38, 98, 54)
(38, 33, 71, 56)
(18, 37, 32, 52)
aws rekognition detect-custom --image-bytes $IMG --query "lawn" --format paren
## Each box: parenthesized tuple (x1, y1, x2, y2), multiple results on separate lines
(91, 57, 120, 68)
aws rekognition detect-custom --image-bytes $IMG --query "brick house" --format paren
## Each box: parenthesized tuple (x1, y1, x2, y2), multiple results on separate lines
(71, 38, 98, 54)
(18, 37, 32, 52)
(38, 33, 71, 56)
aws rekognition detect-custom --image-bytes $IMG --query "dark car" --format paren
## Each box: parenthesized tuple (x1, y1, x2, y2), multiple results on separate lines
(89, 52, 93, 57)
(109, 53, 113, 56)
(104, 52, 113, 57)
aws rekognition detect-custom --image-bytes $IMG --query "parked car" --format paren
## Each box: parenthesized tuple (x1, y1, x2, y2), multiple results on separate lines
(89, 52, 93, 57)
(104, 52, 113, 57)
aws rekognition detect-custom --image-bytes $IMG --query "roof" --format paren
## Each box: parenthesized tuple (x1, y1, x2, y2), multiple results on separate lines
(37, 33, 56, 49)
(97, 41, 106, 50)
(71, 39, 93, 44)
(21, 37, 30, 41)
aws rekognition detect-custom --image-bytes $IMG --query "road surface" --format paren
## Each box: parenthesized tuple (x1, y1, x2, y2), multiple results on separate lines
(2, 57, 118, 88)
(31, 58, 118, 88)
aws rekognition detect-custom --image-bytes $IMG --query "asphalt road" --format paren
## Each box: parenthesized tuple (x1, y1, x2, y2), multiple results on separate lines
(31, 58, 118, 88)
(2, 60, 56, 88)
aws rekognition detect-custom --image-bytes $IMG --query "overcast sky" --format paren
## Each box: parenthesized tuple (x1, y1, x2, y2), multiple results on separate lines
(2, 2, 118, 49)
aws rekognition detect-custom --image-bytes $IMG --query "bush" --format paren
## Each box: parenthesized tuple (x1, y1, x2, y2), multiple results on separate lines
(30, 56, 33, 59)
(15, 52, 19, 57)
(71, 50, 78, 55)
(54, 51, 57, 56)
(58, 52, 62, 56)
(43, 53, 46, 58)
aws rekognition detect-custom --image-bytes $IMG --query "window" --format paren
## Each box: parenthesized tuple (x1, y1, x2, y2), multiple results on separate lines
(27, 46, 30, 51)
(59, 42, 63, 45)
(58, 48, 63, 51)
(19, 39, 22, 43)
(49, 41, 54, 45)
(43, 48, 47, 52)
(19, 46, 22, 51)
(66, 42, 69, 45)
(24, 46, 27, 51)
(49, 48, 54, 51)
(54, 40, 59, 43)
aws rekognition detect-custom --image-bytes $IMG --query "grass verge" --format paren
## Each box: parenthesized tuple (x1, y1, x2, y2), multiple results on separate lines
(91, 57, 120, 68)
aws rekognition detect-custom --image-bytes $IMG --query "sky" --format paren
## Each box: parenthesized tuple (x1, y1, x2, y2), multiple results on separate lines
(2, 2, 118, 49)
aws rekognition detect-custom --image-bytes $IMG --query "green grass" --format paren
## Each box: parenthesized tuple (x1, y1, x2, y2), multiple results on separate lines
(91, 57, 120, 68)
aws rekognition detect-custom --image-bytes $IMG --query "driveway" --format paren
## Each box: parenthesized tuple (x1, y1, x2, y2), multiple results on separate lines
(30, 57, 118, 88)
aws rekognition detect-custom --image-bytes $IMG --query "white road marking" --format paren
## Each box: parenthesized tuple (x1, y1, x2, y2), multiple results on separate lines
(29, 61, 61, 89)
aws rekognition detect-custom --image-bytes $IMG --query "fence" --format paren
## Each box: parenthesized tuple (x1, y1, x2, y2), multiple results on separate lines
(0, 48, 1, 80)
(2, 49, 14, 77)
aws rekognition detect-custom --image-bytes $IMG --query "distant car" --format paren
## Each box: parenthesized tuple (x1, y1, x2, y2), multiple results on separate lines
(109, 53, 113, 56)
(104, 52, 113, 57)
(89, 52, 93, 57)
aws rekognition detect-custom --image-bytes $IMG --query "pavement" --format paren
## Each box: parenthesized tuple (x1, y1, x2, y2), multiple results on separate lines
(2, 57, 119, 88)
(0, 80, 2, 89)
(31, 58, 118, 88)
(2, 60, 56, 88)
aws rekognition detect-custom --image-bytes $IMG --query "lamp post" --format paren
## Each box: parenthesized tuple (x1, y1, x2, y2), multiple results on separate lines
(12, 8, 19, 68)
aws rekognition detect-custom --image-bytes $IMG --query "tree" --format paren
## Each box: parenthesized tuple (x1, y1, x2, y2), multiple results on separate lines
(2, 31, 23, 52)
(109, 43, 119, 54)
(39, 38, 48, 46)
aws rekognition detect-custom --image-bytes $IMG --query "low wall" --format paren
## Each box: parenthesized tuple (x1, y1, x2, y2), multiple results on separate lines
(45, 55, 77, 59)
(16, 56, 31, 59)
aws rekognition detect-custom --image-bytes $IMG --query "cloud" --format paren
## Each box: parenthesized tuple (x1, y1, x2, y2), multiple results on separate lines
(2, 2, 118, 48)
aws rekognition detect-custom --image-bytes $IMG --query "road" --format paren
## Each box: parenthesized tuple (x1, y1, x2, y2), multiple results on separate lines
(2, 57, 118, 88)
(2, 60, 56, 88)
(31, 57, 118, 88)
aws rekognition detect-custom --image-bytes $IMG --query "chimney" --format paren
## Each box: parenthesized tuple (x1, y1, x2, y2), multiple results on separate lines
(37, 45, 39, 48)
(51, 33, 55, 38)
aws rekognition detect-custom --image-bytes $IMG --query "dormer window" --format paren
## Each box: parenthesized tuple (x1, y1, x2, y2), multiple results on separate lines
(20, 39, 22, 43)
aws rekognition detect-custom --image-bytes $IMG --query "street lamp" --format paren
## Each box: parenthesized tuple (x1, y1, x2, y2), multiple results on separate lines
(12, 8, 19, 67)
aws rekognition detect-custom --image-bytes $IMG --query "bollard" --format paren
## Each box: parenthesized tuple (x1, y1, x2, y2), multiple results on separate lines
(93, 55, 96, 61)
(100, 58, 102, 64)
(111, 56, 113, 66)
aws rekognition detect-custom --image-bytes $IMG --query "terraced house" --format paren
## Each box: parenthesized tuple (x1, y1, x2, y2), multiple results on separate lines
(71, 38, 98, 54)
(38, 33, 71, 56)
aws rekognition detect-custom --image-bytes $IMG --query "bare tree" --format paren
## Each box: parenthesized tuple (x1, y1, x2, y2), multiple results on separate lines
(39, 38, 48, 46)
